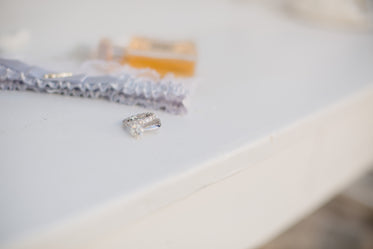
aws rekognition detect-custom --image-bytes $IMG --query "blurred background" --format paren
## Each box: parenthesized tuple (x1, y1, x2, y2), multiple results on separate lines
(1, 0, 372, 63)
(259, 169, 373, 249)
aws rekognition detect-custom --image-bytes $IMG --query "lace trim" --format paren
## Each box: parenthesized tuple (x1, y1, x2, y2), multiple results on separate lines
(0, 58, 189, 114)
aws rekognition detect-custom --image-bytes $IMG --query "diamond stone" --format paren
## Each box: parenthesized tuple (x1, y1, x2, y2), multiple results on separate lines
(129, 123, 144, 137)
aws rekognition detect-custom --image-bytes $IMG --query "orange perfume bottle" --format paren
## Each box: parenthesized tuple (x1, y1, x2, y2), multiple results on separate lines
(97, 37, 197, 77)
(124, 37, 196, 77)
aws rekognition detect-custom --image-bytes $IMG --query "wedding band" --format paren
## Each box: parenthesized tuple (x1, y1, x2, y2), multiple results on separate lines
(123, 112, 161, 137)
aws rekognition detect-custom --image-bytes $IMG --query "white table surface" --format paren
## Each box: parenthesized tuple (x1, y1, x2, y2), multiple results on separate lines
(1, 0, 373, 247)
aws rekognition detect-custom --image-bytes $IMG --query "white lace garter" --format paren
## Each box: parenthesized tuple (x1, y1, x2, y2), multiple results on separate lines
(0, 58, 190, 114)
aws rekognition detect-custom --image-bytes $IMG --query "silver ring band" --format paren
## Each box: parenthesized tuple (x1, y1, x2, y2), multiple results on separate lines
(123, 112, 161, 137)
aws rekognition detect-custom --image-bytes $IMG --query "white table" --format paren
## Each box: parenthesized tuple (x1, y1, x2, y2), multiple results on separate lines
(1, 1, 373, 248)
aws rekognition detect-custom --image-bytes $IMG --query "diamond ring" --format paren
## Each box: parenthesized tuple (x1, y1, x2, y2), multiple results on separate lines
(122, 112, 161, 138)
